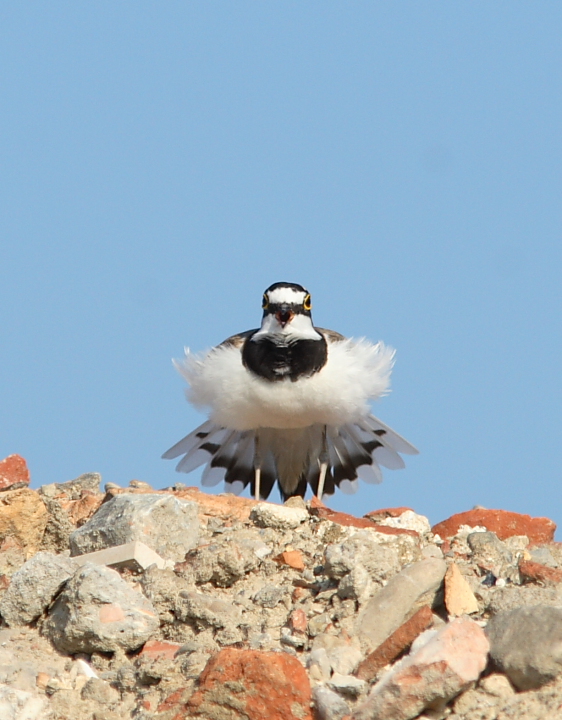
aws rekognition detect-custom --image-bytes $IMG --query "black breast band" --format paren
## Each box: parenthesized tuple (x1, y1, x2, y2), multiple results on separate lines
(242, 334, 328, 382)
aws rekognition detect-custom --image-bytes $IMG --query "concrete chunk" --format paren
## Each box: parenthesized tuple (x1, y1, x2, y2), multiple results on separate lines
(70, 493, 199, 561)
(72, 540, 172, 571)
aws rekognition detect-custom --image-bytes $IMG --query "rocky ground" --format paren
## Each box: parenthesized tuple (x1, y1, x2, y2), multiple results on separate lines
(0, 454, 561, 720)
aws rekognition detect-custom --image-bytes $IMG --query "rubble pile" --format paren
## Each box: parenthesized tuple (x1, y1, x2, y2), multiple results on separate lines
(0, 452, 561, 720)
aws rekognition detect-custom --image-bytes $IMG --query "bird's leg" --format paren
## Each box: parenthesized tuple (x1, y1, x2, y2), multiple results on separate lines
(254, 433, 262, 501)
(316, 426, 328, 501)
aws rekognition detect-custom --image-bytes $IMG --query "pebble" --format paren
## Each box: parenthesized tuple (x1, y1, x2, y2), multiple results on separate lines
(328, 672, 366, 697)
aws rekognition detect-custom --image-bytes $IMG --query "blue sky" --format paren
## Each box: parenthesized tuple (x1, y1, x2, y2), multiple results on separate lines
(2, 4, 561, 534)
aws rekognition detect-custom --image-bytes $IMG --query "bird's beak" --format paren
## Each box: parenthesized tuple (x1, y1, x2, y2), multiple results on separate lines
(275, 306, 295, 328)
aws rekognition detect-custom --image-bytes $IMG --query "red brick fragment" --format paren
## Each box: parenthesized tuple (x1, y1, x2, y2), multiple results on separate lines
(519, 559, 562, 585)
(289, 608, 308, 634)
(356, 605, 434, 681)
(273, 549, 305, 571)
(364, 506, 415, 521)
(0, 455, 30, 491)
(185, 648, 312, 720)
(140, 639, 182, 660)
(432, 509, 556, 545)
(310, 504, 418, 536)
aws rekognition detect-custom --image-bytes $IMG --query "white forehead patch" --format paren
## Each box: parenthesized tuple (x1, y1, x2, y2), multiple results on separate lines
(266, 287, 307, 305)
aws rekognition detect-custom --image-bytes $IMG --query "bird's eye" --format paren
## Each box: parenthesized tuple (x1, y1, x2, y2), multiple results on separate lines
(262, 294, 269, 310)
(303, 294, 312, 311)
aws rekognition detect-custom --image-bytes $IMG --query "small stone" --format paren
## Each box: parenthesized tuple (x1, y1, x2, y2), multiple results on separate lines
(0, 455, 30, 491)
(185, 648, 312, 719)
(43, 563, 158, 654)
(313, 685, 350, 720)
(70, 493, 199, 561)
(486, 605, 562, 690)
(0, 551, 78, 626)
(251, 502, 308, 529)
(356, 558, 447, 652)
(432, 509, 556, 545)
(444, 563, 479, 616)
(479, 672, 515, 698)
(280, 628, 306, 649)
(308, 613, 331, 637)
(354, 617, 489, 720)
(467, 531, 516, 580)
(328, 672, 366, 697)
(253, 584, 286, 608)
(80, 677, 119, 704)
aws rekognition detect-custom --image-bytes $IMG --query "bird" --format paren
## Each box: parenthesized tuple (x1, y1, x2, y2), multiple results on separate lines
(163, 281, 418, 502)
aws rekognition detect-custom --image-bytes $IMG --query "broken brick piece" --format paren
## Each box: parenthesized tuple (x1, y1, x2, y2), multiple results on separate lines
(0, 455, 30, 491)
(432, 509, 556, 545)
(356, 605, 434, 681)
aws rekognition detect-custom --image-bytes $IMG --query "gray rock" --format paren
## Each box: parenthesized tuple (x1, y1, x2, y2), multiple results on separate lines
(186, 537, 260, 587)
(328, 672, 367, 697)
(467, 531, 518, 581)
(70, 493, 199, 562)
(139, 565, 193, 626)
(356, 557, 447, 652)
(80, 677, 119, 704)
(178, 590, 242, 630)
(487, 584, 562, 615)
(0, 551, 78, 626)
(324, 531, 402, 583)
(486, 605, 562, 690)
(253, 584, 286, 608)
(313, 685, 351, 720)
(40, 472, 101, 500)
(43, 563, 158, 653)
(529, 546, 558, 568)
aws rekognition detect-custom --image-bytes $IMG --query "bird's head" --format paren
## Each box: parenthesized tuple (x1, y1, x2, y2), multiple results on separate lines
(254, 282, 320, 340)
